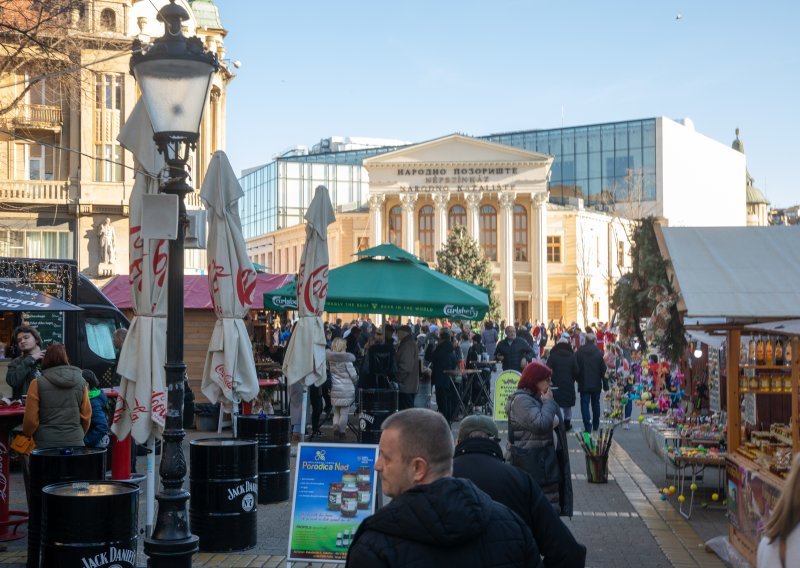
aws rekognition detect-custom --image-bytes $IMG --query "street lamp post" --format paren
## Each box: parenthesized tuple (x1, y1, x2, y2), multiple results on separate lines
(130, 1, 218, 565)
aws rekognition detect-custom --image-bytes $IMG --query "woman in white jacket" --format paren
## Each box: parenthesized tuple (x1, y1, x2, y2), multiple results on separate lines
(758, 452, 800, 567)
(326, 338, 358, 441)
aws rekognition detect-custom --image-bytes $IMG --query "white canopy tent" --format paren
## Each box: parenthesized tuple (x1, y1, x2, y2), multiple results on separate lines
(655, 225, 800, 321)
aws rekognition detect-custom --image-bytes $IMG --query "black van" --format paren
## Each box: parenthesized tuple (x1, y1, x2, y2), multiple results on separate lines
(0, 257, 129, 385)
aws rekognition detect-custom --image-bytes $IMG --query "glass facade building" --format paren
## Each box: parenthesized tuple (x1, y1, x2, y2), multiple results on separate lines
(239, 119, 657, 239)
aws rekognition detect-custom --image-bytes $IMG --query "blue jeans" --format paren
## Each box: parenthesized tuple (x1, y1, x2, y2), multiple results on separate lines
(580, 392, 601, 431)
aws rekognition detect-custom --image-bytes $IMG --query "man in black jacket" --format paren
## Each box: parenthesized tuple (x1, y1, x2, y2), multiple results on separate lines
(576, 332, 607, 432)
(453, 415, 586, 568)
(547, 332, 580, 431)
(347, 409, 540, 568)
(495, 326, 536, 372)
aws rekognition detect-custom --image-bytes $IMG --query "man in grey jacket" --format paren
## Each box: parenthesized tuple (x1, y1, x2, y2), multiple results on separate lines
(394, 325, 420, 410)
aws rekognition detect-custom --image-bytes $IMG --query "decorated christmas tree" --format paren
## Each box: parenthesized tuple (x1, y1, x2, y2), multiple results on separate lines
(435, 225, 501, 321)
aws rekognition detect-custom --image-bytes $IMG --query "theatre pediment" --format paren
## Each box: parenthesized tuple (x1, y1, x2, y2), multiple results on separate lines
(363, 134, 552, 167)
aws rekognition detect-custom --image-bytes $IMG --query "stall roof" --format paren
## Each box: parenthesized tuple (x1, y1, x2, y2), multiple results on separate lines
(102, 273, 293, 311)
(744, 319, 800, 337)
(656, 226, 800, 320)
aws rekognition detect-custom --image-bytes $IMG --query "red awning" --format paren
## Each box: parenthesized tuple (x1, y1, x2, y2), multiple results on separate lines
(102, 273, 294, 311)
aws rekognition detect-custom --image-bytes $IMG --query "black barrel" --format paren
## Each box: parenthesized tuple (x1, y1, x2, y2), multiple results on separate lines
(237, 415, 291, 503)
(358, 389, 398, 444)
(190, 438, 258, 552)
(27, 447, 106, 568)
(40, 481, 139, 567)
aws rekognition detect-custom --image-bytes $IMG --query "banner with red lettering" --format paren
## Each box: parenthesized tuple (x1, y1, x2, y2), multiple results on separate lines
(112, 100, 168, 444)
(200, 151, 259, 406)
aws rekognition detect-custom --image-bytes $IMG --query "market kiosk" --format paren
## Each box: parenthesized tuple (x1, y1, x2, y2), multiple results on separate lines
(655, 225, 800, 566)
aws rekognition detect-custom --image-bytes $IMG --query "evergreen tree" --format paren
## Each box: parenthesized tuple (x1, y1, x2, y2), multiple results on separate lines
(435, 225, 501, 321)
(611, 217, 687, 362)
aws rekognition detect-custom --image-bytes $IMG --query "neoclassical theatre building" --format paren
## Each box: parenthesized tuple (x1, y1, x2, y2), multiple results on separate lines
(363, 136, 552, 325)
(243, 117, 747, 326)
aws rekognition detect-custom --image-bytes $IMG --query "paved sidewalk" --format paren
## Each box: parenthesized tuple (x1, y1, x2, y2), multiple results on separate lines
(0, 418, 729, 567)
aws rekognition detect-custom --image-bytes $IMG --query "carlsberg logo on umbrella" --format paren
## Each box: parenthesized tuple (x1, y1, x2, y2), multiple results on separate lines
(273, 296, 297, 309)
(443, 304, 479, 319)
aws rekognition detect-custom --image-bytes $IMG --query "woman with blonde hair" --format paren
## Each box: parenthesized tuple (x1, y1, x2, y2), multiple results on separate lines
(327, 337, 358, 441)
(758, 452, 800, 567)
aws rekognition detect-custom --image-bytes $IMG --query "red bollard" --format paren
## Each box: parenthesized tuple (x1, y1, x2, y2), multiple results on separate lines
(111, 435, 132, 480)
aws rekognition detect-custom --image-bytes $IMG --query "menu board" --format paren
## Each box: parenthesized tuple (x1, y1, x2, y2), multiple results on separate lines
(708, 348, 721, 413)
(288, 443, 379, 563)
(21, 282, 64, 346)
(493, 370, 521, 422)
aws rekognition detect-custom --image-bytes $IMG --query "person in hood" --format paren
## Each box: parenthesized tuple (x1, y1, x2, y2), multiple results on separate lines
(327, 338, 358, 441)
(453, 415, 586, 568)
(546, 333, 580, 431)
(22, 344, 91, 450)
(82, 369, 109, 448)
(346, 408, 540, 568)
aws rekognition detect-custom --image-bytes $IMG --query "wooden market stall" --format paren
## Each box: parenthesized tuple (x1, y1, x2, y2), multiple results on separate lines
(102, 273, 292, 402)
(656, 225, 800, 566)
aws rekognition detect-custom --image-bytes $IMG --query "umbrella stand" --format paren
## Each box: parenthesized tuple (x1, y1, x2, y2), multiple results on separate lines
(146, 435, 156, 537)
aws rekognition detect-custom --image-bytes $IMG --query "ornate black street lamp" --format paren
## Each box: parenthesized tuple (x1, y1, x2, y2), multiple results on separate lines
(130, 1, 218, 565)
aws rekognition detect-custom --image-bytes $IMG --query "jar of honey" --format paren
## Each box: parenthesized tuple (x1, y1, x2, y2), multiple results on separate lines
(740, 374, 749, 392)
(759, 373, 770, 391)
(328, 482, 343, 511)
(771, 373, 783, 392)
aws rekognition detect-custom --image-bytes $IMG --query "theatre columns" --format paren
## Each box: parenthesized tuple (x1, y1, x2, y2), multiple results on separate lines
(532, 191, 549, 324)
(400, 193, 418, 254)
(433, 192, 450, 249)
(499, 191, 516, 326)
(369, 193, 385, 248)
(465, 192, 482, 243)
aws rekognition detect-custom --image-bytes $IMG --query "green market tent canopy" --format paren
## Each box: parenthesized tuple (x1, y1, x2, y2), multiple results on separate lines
(264, 243, 489, 320)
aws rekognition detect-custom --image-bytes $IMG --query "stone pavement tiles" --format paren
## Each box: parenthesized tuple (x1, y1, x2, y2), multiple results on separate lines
(0, 416, 728, 567)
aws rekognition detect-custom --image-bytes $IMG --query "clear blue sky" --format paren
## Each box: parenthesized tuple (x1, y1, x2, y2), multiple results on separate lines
(214, 0, 798, 208)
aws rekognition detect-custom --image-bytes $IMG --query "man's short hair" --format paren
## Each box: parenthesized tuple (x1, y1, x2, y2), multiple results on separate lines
(382, 408, 454, 477)
(113, 328, 128, 348)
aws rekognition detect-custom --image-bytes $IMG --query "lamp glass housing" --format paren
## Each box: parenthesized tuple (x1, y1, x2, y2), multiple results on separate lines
(133, 57, 215, 142)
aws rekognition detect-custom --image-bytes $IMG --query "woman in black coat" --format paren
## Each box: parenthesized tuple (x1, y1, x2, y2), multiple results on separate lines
(425, 330, 457, 423)
(546, 334, 580, 431)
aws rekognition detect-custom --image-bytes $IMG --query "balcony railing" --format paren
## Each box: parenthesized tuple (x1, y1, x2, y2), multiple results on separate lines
(0, 180, 70, 202)
(10, 104, 63, 130)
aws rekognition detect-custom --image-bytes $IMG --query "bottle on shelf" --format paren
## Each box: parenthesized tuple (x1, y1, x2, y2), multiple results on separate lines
(775, 337, 785, 366)
(765, 336, 774, 366)
(748, 335, 756, 365)
(785, 339, 793, 366)
(756, 335, 765, 366)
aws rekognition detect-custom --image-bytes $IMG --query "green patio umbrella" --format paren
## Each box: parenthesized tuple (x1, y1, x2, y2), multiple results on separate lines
(264, 243, 489, 320)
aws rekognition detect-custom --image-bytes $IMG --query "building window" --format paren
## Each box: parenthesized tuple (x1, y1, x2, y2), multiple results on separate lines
(100, 8, 116, 32)
(388, 205, 402, 247)
(418, 205, 434, 262)
(357, 237, 369, 252)
(95, 73, 122, 110)
(547, 300, 564, 321)
(513, 204, 528, 261)
(267, 252, 273, 270)
(93, 73, 123, 182)
(448, 205, 466, 233)
(0, 229, 72, 259)
(94, 144, 122, 182)
(547, 236, 562, 263)
(593, 300, 601, 320)
(617, 241, 626, 268)
(479, 205, 497, 261)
